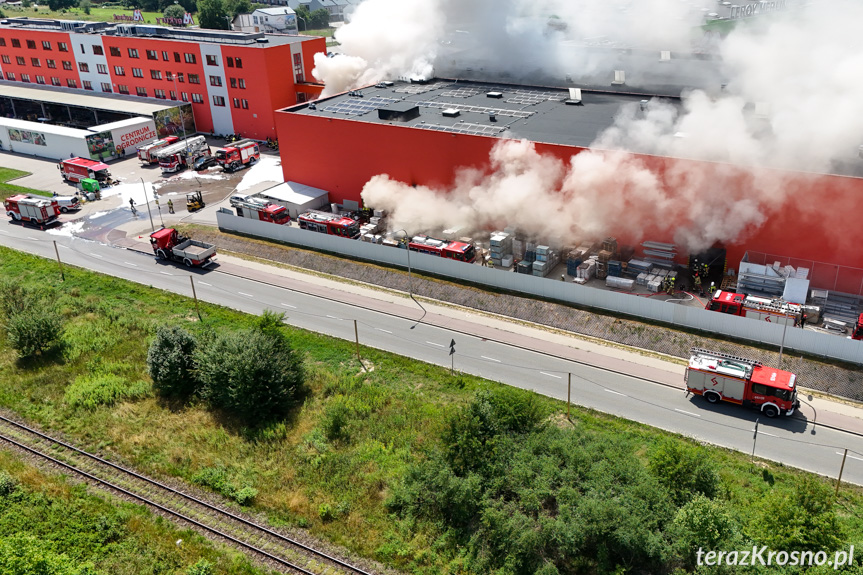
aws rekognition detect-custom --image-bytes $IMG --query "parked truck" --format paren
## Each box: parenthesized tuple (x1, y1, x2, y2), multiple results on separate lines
(149, 228, 216, 267)
(215, 139, 260, 172)
(59, 157, 113, 185)
(4, 194, 60, 228)
(156, 136, 210, 174)
(233, 196, 291, 224)
(852, 314, 863, 340)
(705, 290, 802, 326)
(137, 136, 179, 164)
(685, 348, 799, 417)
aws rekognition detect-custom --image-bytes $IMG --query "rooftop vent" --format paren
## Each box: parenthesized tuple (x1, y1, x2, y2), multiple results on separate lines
(378, 102, 420, 122)
(308, 102, 316, 110)
(487, 91, 503, 98)
(348, 90, 364, 97)
(442, 108, 460, 118)
(256, 37, 269, 43)
(612, 70, 625, 85)
(564, 87, 582, 105)
(489, 112, 496, 122)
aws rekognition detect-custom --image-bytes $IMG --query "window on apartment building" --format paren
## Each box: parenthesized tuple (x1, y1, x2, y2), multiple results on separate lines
(36, 75, 45, 84)
(41, 41, 51, 50)
(26, 40, 36, 49)
(21, 73, 30, 82)
(83, 80, 92, 90)
(15, 56, 25, 65)
(1, 55, 10, 64)
(114, 66, 125, 76)
(293, 53, 303, 83)
(206, 54, 218, 66)
(188, 74, 200, 84)
(209, 75, 222, 87)
(58, 42, 68, 52)
(93, 45, 103, 56)
(62, 61, 73, 70)
(226, 57, 234, 68)
(146, 49, 158, 60)
(31, 58, 41, 67)
(0, 38, 6, 47)
(192, 93, 203, 103)
(162, 51, 168, 61)
(232, 97, 239, 108)
(51, 77, 61, 86)
(80, 44, 85, 52)
(110, 47, 121, 57)
(4, 72, 13, 81)
(79, 62, 89, 72)
(128, 48, 139, 58)
(11, 39, 21, 48)
(181, 92, 188, 102)
(213, 95, 225, 106)
(151, 69, 162, 80)
(184, 53, 196, 64)
(242, 99, 249, 109)
(154, 88, 166, 99)
(177, 72, 184, 82)
(97, 64, 108, 74)
(169, 90, 177, 100)
(136, 86, 147, 97)
(238, 78, 246, 89)
(234, 57, 242, 68)
(174, 51, 181, 62)
(117, 84, 129, 94)
(101, 82, 112, 92)
(132, 68, 143, 78)
(46, 59, 56, 68)
(67, 78, 77, 88)
(165, 71, 173, 81)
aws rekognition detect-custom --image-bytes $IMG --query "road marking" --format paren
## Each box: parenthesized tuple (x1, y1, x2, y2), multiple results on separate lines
(238, 292, 254, 297)
(604, 389, 627, 397)
(159, 271, 172, 276)
(377, 328, 393, 334)
(674, 408, 701, 417)
(836, 452, 863, 462)
(481, 356, 501, 362)
(26, 237, 37, 240)
(123, 261, 138, 267)
(426, 341, 445, 347)
(198, 282, 211, 286)
(326, 314, 342, 320)
(540, 371, 562, 379)
(90, 253, 103, 258)
(280, 303, 296, 309)
(57, 244, 70, 249)
(755, 430, 777, 437)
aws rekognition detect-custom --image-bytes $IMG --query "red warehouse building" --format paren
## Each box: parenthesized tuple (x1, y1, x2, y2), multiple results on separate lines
(0, 18, 326, 139)
(275, 79, 863, 293)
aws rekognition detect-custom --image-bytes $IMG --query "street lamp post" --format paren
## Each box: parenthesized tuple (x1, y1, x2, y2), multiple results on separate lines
(140, 177, 155, 232)
(296, 16, 306, 32)
(396, 229, 426, 328)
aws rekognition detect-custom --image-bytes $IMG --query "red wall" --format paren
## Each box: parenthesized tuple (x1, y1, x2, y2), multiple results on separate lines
(0, 30, 80, 88)
(276, 110, 863, 282)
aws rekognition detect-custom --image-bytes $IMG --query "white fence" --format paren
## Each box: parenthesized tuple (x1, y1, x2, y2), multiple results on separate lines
(217, 211, 863, 366)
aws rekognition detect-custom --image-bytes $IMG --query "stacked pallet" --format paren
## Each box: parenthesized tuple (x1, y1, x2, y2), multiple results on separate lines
(577, 260, 596, 280)
(596, 249, 613, 279)
(608, 260, 622, 277)
(490, 232, 512, 267)
(512, 238, 526, 259)
(627, 259, 652, 277)
(602, 237, 618, 257)
(566, 249, 584, 276)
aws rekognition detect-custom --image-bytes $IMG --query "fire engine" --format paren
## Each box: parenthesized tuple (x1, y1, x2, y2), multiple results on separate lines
(298, 210, 361, 238)
(58, 158, 113, 185)
(156, 136, 210, 173)
(409, 234, 477, 263)
(215, 139, 260, 172)
(149, 228, 216, 267)
(233, 197, 291, 225)
(706, 290, 802, 326)
(4, 194, 60, 228)
(851, 314, 863, 340)
(137, 136, 179, 164)
(686, 348, 799, 417)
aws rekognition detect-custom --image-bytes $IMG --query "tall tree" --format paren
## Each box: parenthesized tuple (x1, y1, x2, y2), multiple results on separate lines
(196, 0, 230, 29)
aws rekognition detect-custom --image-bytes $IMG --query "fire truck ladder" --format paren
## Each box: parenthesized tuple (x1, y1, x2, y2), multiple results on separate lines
(690, 347, 762, 368)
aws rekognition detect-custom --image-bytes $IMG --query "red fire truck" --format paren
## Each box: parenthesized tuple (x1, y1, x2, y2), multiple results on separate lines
(215, 139, 260, 172)
(851, 314, 863, 340)
(685, 348, 799, 417)
(4, 194, 60, 228)
(157, 136, 209, 174)
(58, 157, 113, 185)
(298, 211, 361, 238)
(233, 197, 291, 225)
(409, 234, 477, 263)
(705, 290, 802, 326)
(137, 136, 179, 164)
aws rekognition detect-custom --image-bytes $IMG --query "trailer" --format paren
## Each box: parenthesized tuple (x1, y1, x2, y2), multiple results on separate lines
(4, 194, 60, 228)
(149, 228, 216, 267)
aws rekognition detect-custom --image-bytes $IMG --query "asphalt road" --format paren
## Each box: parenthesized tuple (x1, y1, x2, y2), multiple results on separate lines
(2, 224, 862, 487)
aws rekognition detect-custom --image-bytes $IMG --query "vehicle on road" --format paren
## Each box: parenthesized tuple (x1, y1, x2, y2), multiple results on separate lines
(215, 139, 260, 172)
(186, 190, 205, 212)
(685, 348, 799, 417)
(77, 178, 102, 201)
(157, 136, 210, 174)
(4, 194, 60, 228)
(137, 136, 179, 164)
(59, 157, 113, 185)
(149, 228, 216, 267)
(193, 154, 218, 171)
(53, 194, 82, 213)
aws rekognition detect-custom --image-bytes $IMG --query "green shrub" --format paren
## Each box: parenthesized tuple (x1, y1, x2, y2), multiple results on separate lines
(234, 486, 257, 506)
(147, 325, 198, 397)
(5, 307, 64, 358)
(64, 374, 150, 409)
(648, 440, 719, 505)
(0, 472, 17, 496)
(192, 466, 257, 505)
(318, 503, 334, 522)
(671, 495, 740, 568)
(186, 558, 213, 575)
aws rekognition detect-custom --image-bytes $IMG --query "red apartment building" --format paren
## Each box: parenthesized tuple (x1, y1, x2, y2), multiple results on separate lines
(0, 18, 326, 139)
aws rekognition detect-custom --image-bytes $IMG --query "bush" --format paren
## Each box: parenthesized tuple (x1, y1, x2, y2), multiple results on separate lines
(162, 2, 185, 18)
(6, 307, 64, 358)
(146, 325, 198, 397)
(0, 472, 17, 497)
(192, 466, 257, 505)
(186, 559, 213, 575)
(78, 0, 91, 14)
(318, 503, 333, 522)
(671, 495, 740, 568)
(65, 374, 150, 409)
(648, 440, 719, 505)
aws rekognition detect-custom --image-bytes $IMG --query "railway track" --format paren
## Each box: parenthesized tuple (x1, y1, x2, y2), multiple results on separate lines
(0, 414, 376, 575)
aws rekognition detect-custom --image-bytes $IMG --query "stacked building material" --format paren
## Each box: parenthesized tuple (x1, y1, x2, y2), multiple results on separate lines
(627, 259, 652, 277)
(647, 278, 663, 292)
(608, 260, 623, 277)
(490, 232, 512, 267)
(596, 249, 613, 279)
(602, 237, 618, 256)
(512, 238, 526, 259)
(606, 276, 635, 290)
(517, 260, 532, 274)
(637, 272, 649, 286)
(566, 250, 584, 276)
(577, 260, 596, 280)
(641, 240, 676, 268)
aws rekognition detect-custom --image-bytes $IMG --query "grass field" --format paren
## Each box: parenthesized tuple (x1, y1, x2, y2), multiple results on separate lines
(0, 245, 861, 573)
(0, 5, 163, 23)
(0, 168, 51, 201)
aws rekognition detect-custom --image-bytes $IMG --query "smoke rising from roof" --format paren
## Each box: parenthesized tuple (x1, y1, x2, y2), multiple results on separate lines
(343, 0, 863, 251)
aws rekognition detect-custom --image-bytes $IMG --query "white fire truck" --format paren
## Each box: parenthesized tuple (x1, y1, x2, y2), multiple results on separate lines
(4, 194, 60, 228)
(705, 290, 802, 326)
(137, 136, 179, 164)
(685, 348, 800, 417)
(215, 139, 260, 172)
(156, 136, 210, 174)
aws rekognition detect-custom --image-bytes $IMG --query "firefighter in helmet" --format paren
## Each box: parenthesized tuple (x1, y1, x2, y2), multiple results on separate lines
(167, 199, 174, 214)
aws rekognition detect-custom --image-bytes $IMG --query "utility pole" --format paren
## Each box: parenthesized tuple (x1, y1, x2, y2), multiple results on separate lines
(567, 372, 571, 420)
(449, 339, 455, 375)
(354, 319, 362, 368)
(836, 448, 848, 496)
(189, 276, 201, 321)
(140, 178, 155, 232)
(52, 241, 64, 281)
